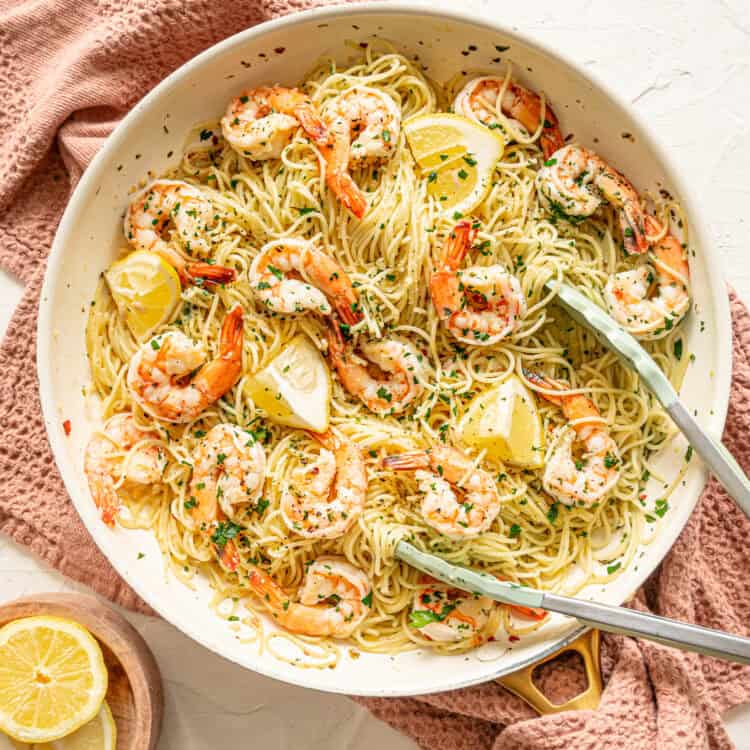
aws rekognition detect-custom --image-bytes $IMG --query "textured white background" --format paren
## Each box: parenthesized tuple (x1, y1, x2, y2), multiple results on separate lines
(1, 0, 749, 746)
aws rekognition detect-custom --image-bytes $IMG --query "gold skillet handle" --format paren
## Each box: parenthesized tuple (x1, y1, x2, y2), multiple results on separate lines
(497, 629, 602, 714)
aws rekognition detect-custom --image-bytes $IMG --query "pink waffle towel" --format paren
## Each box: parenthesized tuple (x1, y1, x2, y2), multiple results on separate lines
(1, 2, 749, 747)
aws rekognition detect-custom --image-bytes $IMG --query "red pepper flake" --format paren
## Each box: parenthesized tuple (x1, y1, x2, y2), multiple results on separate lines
(639, 493, 647, 500)
(508, 635, 520, 642)
(274, 47, 286, 54)
(63, 420, 72, 436)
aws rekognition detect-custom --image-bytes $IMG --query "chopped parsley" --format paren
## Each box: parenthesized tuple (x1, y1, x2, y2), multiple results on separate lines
(253, 498, 270, 516)
(603, 453, 619, 469)
(211, 521, 241, 548)
(408, 602, 456, 629)
(654, 498, 669, 518)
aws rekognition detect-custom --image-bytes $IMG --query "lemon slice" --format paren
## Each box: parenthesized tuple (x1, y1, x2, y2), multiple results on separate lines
(37, 702, 116, 750)
(461, 375, 545, 468)
(104, 250, 181, 340)
(245, 334, 330, 432)
(0, 617, 108, 744)
(404, 113, 505, 216)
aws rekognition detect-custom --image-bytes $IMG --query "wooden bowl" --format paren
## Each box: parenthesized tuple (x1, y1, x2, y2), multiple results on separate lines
(0, 593, 163, 749)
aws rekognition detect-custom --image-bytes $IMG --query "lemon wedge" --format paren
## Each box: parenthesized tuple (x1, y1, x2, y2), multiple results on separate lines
(36, 702, 116, 750)
(245, 334, 330, 432)
(104, 250, 181, 340)
(404, 113, 505, 216)
(461, 375, 545, 468)
(0, 617, 108, 744)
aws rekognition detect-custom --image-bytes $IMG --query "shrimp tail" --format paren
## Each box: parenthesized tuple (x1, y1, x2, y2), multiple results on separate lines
(540, 118, 565, 161)
(193, 306, 244, 401)
(506, 604, 548, 620)
(382, 451, 430, 471)
(154, 247, 236, 289)
(326, 319, 347, 362)
(217, 539, 240, 572)
(504, 82, 564, 160)
(335, 295, 363, 326)
(439, 220, 476, 270)
(247, 566, 289, 610)
(294, 106, 331, 150)
(522, 368, 565, 405)
(620, 207, 649, 256)
(305, 429, 338, 451)
(185, 262, 237, 287)
(326, 171, 367, 219)
(219, 305, 244, 353)
(89, 475, 120, 528)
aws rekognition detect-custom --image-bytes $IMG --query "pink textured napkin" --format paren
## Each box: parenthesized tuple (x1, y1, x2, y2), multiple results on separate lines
(1, 2, 749, 747)
(0, 0, 341, 613)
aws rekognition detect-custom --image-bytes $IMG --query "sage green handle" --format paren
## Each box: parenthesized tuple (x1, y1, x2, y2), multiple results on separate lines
(548, 281, 750, 519)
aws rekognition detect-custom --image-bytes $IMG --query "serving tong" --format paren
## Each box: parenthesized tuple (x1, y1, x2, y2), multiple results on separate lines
(547, 280, 750, 517)
(394, 281, 750, 665)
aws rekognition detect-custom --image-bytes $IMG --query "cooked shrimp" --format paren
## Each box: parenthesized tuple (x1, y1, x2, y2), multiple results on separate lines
(188, 423, 266, 571)
(604, 214, 691, 339)
(281, 430, 367, 539)
(247, 556, 372, 638)
(453, 77, 564, 159)
(221, 86, 367, 219)
(124, 180, 236, 287)
(537, 144, 649, 255)
(248, 239, 362, 325)
(523, 370, 622, 506)
(222, 85, 330, 160)
(84, 413, 166, 527)
(410, 582, 494, 644)
(191, 423, 266, 515)
(429, 220, 526, 345)
(383, 445, 501, 538)
(127, 305, 244, 423)
(326, 322, 425, 415)
(324, 86, 401, 167)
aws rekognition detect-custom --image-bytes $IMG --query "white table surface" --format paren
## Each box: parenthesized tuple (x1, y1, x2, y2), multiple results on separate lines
(2, 0, 750, 746)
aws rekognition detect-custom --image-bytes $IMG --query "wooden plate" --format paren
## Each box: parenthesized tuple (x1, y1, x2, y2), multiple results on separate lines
(0, 593, 163, 749)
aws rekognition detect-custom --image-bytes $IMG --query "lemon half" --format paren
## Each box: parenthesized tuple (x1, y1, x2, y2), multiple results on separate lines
(0, 617, 108, 744)
(461, 375, 545, 468)
(245, 334, 330, 432)
(36, 702, 116, 750)
(104, 250, 181, 340)
(404, 113, 505, 216)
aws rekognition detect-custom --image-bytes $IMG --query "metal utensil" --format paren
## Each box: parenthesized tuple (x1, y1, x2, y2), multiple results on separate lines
(397, 541, 750, 664)
(546, 280, 750, 518)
